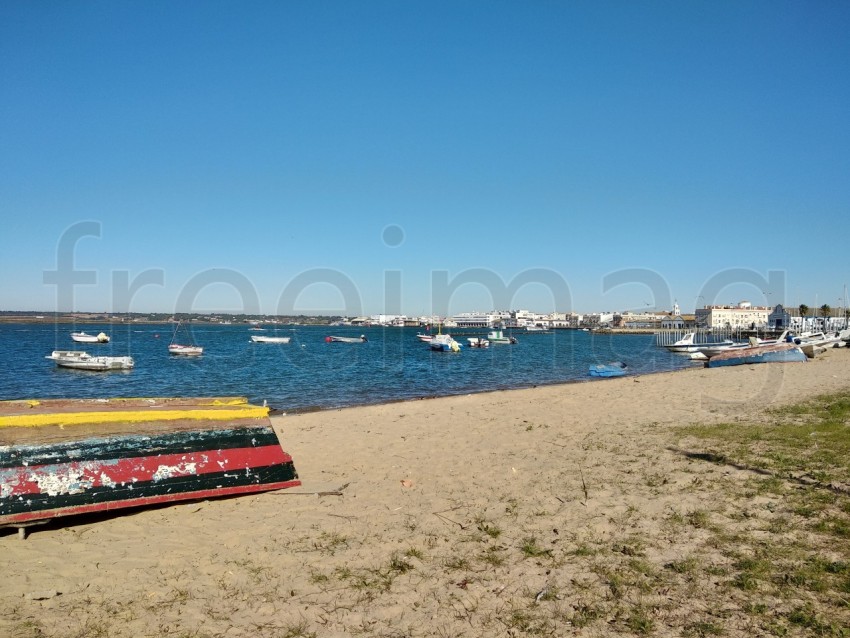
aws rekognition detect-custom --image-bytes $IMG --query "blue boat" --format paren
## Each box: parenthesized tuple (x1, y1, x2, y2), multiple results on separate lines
(588, 361, 627, 377)
(706, 343, 808, 368)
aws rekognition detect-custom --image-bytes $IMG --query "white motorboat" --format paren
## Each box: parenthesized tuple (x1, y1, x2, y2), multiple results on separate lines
(250, 335, 292, 344)
(665, 332, 734, 354)
(486, 330, 517, 345)
(47, 350, 134, 371)
(71, 331, 110, 343)
(416, 333, 433, 342)
(467, 337, 490, 348)
(429, 333, 461, 352)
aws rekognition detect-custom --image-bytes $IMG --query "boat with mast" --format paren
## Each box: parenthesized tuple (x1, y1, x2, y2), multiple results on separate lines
(168, 321, 203, 356)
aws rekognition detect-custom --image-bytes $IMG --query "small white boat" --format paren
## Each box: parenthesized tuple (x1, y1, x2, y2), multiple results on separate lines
(47, 350, 134, 371)
(665, 332, 734, 354)
(250, 335, 292, 344)
(168, 344, 204, 356)
(326, 335, 368, 343)
(71, 331, 110, 343)
(524, 326, 548, 333)
(169, 321, 203, 356)
(416, 333, 433, 342)
(467, 337, 490, 348)
(486, 330, 517, 345)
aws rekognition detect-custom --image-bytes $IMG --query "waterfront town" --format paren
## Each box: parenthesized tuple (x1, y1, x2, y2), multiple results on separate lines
(2, 301, 848, 333)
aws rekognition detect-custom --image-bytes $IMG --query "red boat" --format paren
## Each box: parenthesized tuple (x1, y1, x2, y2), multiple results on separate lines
(0, 397, 299, 535)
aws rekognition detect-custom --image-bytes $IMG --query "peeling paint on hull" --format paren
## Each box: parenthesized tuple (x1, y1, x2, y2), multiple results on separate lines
(0, 397, 300, 527)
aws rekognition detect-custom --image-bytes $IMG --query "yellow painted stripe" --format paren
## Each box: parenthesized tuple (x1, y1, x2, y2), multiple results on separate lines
(0, 405, 269, 429)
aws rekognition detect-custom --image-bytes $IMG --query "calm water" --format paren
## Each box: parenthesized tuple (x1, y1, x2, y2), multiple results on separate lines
(0, 323, 699, 411)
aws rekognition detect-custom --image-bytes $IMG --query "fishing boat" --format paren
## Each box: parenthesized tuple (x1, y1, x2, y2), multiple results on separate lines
(250, 335, 292, 344)
(588, 361, 627, 378)
(706, 342, 807, 368)
(47, 350, 134, 371)
(70, 331, 110, 343)
(168, 321, 203, 356)
(326, 335, 368, 343)
(430, 333, 461, 352)
(0, 397, 300, 535)
(486, 330, 517, 345)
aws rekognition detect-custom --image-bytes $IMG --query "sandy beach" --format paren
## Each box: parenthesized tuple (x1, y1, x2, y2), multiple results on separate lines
(3, 350, 849, 637)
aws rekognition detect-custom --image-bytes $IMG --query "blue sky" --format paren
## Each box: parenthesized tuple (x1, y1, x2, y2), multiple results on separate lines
(2, 1, 848, 317)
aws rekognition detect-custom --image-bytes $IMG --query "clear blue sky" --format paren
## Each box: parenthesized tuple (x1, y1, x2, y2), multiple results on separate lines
(2, 1, 848, 317)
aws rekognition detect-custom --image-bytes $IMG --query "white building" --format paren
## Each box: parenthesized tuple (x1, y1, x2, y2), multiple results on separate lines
(694, 301, 771, 329)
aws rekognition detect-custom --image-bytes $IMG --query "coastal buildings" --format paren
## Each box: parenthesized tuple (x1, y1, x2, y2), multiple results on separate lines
(695, 301, 771, 330)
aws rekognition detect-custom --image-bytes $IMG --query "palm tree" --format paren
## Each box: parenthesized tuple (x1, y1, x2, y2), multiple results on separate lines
(820, 304, 832, 329)
(798, 304, 809, 330)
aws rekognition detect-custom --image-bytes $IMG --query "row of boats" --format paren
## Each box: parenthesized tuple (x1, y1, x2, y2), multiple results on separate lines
(664, 329, 850, 368)
(416, 329, 518, 351)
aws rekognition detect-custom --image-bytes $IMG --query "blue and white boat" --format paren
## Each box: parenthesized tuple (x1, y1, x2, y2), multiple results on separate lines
(588, 361, 627, 378)
(429, 333, 462, 352)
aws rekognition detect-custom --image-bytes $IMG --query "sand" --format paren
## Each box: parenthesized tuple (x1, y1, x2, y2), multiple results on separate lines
(2, 349, 849, 637)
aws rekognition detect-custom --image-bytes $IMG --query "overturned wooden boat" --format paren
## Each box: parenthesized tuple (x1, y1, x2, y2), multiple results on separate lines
(706, 342, 808, 368)
(0, 397, 299, 533)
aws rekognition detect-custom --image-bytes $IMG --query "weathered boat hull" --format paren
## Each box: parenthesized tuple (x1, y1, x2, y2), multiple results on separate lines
(0, 397, 299, 529)
(706, 343, 808, 368)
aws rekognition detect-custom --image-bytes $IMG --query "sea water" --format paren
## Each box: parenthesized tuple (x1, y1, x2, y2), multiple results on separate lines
(0, 324, 699, 411)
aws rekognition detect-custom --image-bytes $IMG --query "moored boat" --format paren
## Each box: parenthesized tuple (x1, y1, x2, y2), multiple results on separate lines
(429, 333, 462, 352)
(71, 331, 110, 343)
(665, 332, 734, 354)
(250, 335, 292, 344)
(47, 350, 134, 371)
(326, 335, 368, 343)
(467, 337, 490, 348)
(169, 321, 203, 356)
(486, 330, 517, 345)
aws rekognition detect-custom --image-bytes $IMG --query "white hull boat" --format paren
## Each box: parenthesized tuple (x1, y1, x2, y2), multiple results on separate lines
(47, 350, 134, 371)
(486, 330, 517, 345)
(429, 333, 461, 352)
(71, 331, 110, 343)
(168, 344, 204, 356)
(169, 321, 203, 356)
(467, 337, 490, 348)
(250, 335, 292, 344)
(326, 335, 368, 343)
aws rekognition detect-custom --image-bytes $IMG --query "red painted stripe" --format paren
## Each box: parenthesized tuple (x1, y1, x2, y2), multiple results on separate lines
(0, 479, 302, 526)
(2, 445, 293, 497)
